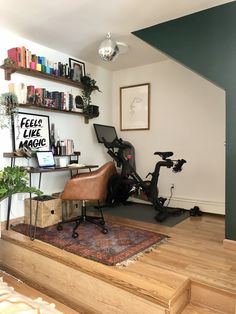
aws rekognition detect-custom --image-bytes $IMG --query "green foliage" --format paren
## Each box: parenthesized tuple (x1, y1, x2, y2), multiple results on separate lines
(0, 92, 19, 129)
(0, 166, 43, 200)
(81, 75, 101, 107)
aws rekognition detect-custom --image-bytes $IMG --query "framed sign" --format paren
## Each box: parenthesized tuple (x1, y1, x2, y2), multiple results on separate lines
(12, 112, 50, 151)
(120, 83, 150, 130)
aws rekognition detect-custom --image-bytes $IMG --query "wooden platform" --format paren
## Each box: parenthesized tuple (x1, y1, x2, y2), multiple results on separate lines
(0, 214, 236, 313)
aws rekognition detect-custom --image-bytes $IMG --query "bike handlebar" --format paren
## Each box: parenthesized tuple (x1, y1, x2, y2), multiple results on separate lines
(102, 137, 131, 150)
(102, 137, 187, 173)
(172, 159, 187, 172)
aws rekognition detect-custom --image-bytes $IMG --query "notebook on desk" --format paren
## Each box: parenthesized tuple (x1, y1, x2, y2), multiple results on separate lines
(36, 151, 56, 168)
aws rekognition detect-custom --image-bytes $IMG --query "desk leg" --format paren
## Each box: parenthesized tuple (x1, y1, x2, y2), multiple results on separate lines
(29, 172, 42, 241)
(6, 158, 15, 230)
(29, 173, 32, 239)
(6, 197, 12, 230)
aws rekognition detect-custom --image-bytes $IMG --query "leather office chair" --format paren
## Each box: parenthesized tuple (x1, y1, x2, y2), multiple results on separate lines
(57, 161, 116, 238)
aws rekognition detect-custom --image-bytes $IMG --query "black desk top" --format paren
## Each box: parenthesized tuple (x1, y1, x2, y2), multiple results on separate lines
(27, 165, 98, 173)
(3, 152, 81, 158)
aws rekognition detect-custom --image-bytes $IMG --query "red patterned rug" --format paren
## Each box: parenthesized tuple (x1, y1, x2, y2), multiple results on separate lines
(11, 222, 167, 266)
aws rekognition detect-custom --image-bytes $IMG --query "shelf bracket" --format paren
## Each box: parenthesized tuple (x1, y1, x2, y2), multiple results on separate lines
(4, 68, 13, 80)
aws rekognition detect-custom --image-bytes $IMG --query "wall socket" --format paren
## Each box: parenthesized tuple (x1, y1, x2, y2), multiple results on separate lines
(171, 184, 175, 189)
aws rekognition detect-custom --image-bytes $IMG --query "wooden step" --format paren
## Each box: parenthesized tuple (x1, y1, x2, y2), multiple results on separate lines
(190, 281, 236, 314)
(181, 303, 223, 314)
(0, 230, 190, 314)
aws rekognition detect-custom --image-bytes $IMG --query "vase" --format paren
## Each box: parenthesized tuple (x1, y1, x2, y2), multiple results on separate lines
(83, 105, 99, 116)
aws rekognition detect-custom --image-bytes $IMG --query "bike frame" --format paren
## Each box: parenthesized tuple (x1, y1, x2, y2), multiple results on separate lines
(103, 138, 178, 210)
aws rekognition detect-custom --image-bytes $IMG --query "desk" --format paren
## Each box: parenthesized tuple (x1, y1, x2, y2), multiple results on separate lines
(3, 151, 98, 239)
(27, 165, 98, 240)
(3, 151, 81, 230)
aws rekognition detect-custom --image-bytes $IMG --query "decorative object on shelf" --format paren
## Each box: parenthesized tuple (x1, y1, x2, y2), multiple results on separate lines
(12, 112, 50, 151)
(3, 57, 16, 67)
(84, 105, 99, 117)
(81, 74, 101, 116)
(68, 58, 86, 82)
(74, 95, 84, 112)
(120, 83, 150, 131)
(0, 92, 19, 129)
(0, 166, 42, 201)
(98, 33, 129, 62)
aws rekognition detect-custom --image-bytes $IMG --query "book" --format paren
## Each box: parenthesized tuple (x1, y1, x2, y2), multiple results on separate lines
(67, 163, 85, 168)
(35, 88, 44, 106)
(7, 47, 21, 67)
(27, 85, 35, 104)
(21, 47, 26, 68)
(26, 49, 32, 68)
(65, 139, 74, 155)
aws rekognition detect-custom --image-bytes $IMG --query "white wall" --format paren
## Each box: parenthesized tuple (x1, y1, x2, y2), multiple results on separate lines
(0, 28, 226, 224)
(0, 28, 112, 222)
(112, 60, 226, 214)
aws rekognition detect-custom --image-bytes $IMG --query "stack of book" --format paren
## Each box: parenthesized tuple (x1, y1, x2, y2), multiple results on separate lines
(7, 47, 73, 78)
(65, 139, 74, 155)
(8, 83, 74, 111)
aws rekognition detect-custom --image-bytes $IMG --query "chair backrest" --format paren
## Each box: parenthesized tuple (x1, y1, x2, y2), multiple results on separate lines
(61, 161, 116, 201)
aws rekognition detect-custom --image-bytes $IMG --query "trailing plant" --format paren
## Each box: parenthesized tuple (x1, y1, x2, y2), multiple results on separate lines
(81, 75, 101, 110)
(0, 92, 19, 129)
(0, 166, 43, 200)
(3, 57, 16, 67)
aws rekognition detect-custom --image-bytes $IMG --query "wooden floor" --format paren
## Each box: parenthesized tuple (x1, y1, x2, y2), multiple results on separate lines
(1, 213, 236, 313)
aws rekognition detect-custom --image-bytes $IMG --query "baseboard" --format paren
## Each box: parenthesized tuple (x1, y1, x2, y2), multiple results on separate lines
(223, 239, 236, 251)
(168, 196, 225, 215)
(130, 196, 225, 215)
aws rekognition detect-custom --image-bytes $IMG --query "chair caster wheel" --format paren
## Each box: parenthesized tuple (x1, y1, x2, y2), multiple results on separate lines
(72, 232, 78, 238)
(102, 228, 108, 234)
(57, 224, 63, 231)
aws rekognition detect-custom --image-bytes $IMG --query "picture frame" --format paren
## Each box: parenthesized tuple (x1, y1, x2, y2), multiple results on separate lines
(12, 112, 50, 151)
(69, 58, 86, 82)
(120, 83, 150, 130)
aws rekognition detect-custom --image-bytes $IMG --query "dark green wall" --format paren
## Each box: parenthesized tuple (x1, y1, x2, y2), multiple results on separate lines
(133, 2, 236, 240)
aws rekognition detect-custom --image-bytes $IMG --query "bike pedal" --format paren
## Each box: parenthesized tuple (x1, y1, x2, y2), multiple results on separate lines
(190, 206, 202, 216)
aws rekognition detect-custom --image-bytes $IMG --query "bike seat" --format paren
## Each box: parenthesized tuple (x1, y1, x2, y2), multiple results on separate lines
(154, 151, 173, 159)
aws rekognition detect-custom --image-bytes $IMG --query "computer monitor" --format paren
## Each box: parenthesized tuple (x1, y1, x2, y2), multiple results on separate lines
(93, 123, 118, 143)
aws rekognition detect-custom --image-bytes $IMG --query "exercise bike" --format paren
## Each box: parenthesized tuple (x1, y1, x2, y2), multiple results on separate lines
(101, 137, 187, 222)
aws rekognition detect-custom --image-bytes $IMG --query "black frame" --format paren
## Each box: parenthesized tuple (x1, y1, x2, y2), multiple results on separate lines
(12, 112, 50, 151)
(69, 58, 86, 77)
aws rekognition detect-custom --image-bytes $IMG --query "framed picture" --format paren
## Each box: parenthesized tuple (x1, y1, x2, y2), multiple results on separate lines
(12, 112, 50, 151)
(120, 83, 150, 130)
(69, 58, 86, 82)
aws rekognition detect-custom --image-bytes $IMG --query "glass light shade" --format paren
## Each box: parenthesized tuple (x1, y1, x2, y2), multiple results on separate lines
(98, 34, 119, 62)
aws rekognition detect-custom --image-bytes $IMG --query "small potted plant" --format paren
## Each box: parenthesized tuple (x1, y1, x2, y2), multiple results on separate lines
(0, 92, 19, 129)
(0, 166, 42, 201)
(81, 75, 101, 117)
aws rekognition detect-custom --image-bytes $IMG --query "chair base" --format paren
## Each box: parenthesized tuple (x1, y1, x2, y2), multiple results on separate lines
(57, 201, 108, 238)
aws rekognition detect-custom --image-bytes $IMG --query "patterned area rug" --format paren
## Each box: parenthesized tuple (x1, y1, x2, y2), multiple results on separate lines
(11, 222, 167, 266)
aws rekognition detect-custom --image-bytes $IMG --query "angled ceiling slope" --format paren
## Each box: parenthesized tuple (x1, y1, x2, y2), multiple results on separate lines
(133, 1, 236, 240)
(133, 2, 236, 90)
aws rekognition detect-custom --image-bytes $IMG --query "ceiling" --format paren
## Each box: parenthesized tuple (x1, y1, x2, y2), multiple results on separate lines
(0, 0, 233, 71)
